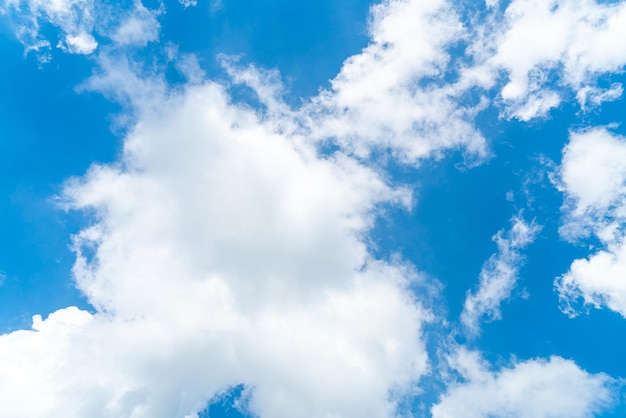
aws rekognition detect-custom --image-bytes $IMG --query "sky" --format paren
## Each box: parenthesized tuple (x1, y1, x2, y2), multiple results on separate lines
(1, 0, 626, 417)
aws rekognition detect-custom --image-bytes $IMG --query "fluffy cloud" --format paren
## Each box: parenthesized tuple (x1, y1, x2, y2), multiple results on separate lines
(461, 215, 540, 334)
(0, 65, 432, 416)
(301, 0, 488, 165)
(555, 128, 626, 317)
(432, 349, 616, 418)
(473, 0, 626, 119)
(2, 0, 626, 415)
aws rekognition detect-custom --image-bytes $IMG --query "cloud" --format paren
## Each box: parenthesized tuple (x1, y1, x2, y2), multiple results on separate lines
(555, 128, 626, 317)
(432, 349, 617, 418)
(298, 0, 488, 165)
(470, 0, 626, 119)
(179, 0, 197, 8)
(3, 0, 626, 415)
(0, 1, 494, 414)
(0, 59, 433, 416)
(1, 0, 97, 56)
(1, 0, 162, 58)
(461, 215, 540, 334)
(108, 2, 160, 47)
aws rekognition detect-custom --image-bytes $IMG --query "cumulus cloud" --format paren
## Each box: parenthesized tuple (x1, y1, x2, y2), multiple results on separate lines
(0, 51, 434, 415)
(299, 0, 626, 159)
(3, 0, 626, 415)
(300, 0, 488, 165)
(0, 1, 490, 414)
(431, 349, 617, 418)
(461, 215, 540, 334)
(555, 128, 626, 317)
(471, 0, 626, 119)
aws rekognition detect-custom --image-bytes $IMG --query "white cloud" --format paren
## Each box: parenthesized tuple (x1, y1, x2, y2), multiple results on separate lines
(461, 215, 540, 334)
(558, 128, 626, 221)
(109, 2, 160, 47)
(555, 128, 626, 317)
(1, 0, 162, 57)
(299, 0, 488, 165)
(0, 66, 431, 416)
(179, 0, 197, 8)
(577, 83, 624, 111)
(1, 0, 97, 55)
(3, 0, 625, 415)
(472, 0, 626, 119)
(432, 349, 617, 418)
(59, 31, 98, 54)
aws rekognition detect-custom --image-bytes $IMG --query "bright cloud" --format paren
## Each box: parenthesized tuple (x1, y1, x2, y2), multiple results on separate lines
(1, 0, 97, 55)
(302, 0, 488, 165)
(1, 0, 626, 416)
(556, 128, 626, 317)
(474, 0, 626, 119)
(0, 60, 432, 416)
(432, 349, 616, 418)
(1, 0, 162, 57)
(461, 215, 540, 334)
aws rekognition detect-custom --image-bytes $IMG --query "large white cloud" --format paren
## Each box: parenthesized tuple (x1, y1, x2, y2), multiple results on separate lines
(432, 349, 616, 418)
(555, 128, 626, 317)
(0, 68, 433, 416)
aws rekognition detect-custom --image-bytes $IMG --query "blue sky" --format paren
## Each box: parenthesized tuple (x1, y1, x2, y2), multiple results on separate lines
(2, 0, 626, 417)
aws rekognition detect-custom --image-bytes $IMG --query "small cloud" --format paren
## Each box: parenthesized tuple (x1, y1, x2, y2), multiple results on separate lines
(210, 0, 224, 15)
(58, 32, 98, 54)
(461, 215, 541, 335)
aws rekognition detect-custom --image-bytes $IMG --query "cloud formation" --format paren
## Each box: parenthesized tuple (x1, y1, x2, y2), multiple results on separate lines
(1, 0, 97, 56)
(556, 128, 626, 317)
(0, 61, 432, 417)
(2, 0, 626, 416)
(461, 215, 540, 334)
(1, 0, 161, 58)
(432, 349, 616, 418)
(469, 0, 626, 119)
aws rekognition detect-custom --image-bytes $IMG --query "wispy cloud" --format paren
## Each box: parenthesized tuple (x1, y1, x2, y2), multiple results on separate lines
(461, 215, 540, 334)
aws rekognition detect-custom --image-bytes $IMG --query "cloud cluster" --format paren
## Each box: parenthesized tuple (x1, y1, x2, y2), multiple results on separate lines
(1, 0, 626, 416)
(555, 128, 626, 317)
(469, 0, 626, 119)
(1, 0, 97, 56)
(1, 0, 160, 58)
